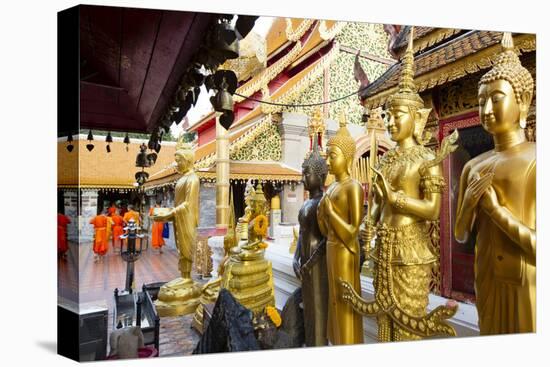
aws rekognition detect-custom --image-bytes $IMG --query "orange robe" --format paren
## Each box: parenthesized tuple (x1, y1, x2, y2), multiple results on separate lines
(123, 210, 140, 225)
(111, 215, 124, 248)
(58, 214, 71, 255)
(107, 205, 117, 216)
(90, 215, 110, 255)
(149, 207, 165, 249)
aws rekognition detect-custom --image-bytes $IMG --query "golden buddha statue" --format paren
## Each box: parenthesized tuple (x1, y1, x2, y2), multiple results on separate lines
(317, 111, 364, 345)
(221, 183, 275, 313)
(151, 136, 201, 316)
(454, 32, 536, 334)
(340, 27, 458, 341)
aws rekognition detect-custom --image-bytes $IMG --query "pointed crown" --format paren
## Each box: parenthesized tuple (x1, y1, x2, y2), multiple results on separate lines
(479, 32, 534, 105)
(388, 26, 424, 109)
(176, 132, 194, 155)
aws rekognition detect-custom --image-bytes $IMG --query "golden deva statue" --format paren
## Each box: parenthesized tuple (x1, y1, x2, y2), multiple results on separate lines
(222, 182, 275, 313)
(341, 27, 458, 341)
(455, 32, 535, 334)
(151, 136, 201, 316)
(317, 111, 364, 345)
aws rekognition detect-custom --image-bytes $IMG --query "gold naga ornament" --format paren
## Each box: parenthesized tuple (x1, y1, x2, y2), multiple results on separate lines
(150, 135, 202, 317)
(454, 32, 535, 334)
(341, 27, 459, 341)
(317, 110, 364, 345)
(221, 182, 275, 313)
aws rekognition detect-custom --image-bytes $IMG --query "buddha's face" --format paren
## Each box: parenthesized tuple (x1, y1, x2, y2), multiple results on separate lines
(175, 151, 193, 173)
(478, 79, 521, 135)
(302, 165, 321, 192)
(326, 145, 348, 176)
(387, 103, 415, 142)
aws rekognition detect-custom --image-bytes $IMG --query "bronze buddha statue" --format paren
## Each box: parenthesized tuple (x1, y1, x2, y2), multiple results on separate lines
(293, 142, 329, 346)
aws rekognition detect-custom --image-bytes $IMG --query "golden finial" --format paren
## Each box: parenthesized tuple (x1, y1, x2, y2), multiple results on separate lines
(389, 26, 424, 109)
(501, 32, 514, 50)
(338, 109, 348, 128)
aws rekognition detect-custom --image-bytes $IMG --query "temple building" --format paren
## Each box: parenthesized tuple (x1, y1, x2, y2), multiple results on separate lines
(144, 17, 395, 226)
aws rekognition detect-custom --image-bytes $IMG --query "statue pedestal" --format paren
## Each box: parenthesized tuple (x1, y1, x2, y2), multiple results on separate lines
(208, 236, 225, 278)
(154, 278, 201, 317)
(221, 250, 275, 313)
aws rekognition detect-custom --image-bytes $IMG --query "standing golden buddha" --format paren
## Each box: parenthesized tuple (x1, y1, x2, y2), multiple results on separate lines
(151, 136, 202, 316)
(341, 27, 458, 341)
(454, 33, 536, 334)
(317, 112, 364, 345)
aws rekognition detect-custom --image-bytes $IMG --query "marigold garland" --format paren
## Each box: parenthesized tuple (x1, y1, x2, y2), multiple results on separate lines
(254, 214, 269, 238)
(265, 306, 282, 327)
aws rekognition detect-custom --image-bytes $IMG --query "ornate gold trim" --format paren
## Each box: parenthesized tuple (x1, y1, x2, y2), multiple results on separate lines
(285, 18, 315, 42)
(319, 20, 347, 40)
(234, 41, 303, 103)
(365, 34, 536, 109)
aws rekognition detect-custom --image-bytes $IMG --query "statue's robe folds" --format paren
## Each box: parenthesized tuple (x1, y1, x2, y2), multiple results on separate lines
(465, 144, 536, 334)
(318, 179, 364, 345)
(173, 171, 200, 275)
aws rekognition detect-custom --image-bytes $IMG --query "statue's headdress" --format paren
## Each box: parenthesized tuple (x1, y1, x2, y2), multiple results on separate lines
(387, 27, 431, 145)
(327, 110, 356, 162)
(176, 133, 194, 154)
(388, 27, 424, 110)
(479, 32, 534, 108)
(302, 139, 328, 182)
(252, 182, 267, 203)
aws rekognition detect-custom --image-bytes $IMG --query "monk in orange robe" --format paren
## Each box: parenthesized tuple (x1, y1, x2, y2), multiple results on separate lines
(107, 202, 117, 216)
(123, 205, 140, 225)
(58, 213, 71, 258)
(149, 200, 165, 252)
(110, 209, 125, 252)
(90, 211, 113, 260)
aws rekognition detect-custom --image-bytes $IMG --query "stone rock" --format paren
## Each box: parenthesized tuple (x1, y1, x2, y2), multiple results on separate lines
(193, 289, 260, 353)
(279, 287, 305, 347)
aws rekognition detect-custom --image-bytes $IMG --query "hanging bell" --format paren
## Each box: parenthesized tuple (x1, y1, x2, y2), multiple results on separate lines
(136, 144, 150, 168)
(124, 133, 130, 152)
(146, 152, 158, 166)
(209, 21, 239, 61)
(87, 130, 94, 141)
(106, 132, 113, 143)
(219, 111, 234, 130)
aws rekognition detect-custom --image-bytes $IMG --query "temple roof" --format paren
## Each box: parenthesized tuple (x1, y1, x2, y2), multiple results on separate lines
(391, 26, 464, 56)
(57, 136, 176, 189)
(144, 161, 301, 189)
(360, 30, 536, 108)
(78, 5, 214, 134)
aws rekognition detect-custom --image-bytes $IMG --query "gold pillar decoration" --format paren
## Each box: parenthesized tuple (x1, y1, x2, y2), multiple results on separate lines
(216, 116, 230, 229)
(308, 107, 326, 150)
(221, 183, 275, 313)
(151, 135, 202, 316)
(455, 32, 536, 334)
(342, 27, 459, 341)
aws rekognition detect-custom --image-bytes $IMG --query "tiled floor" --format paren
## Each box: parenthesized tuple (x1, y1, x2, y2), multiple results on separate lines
(58, 241, 202, 357)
